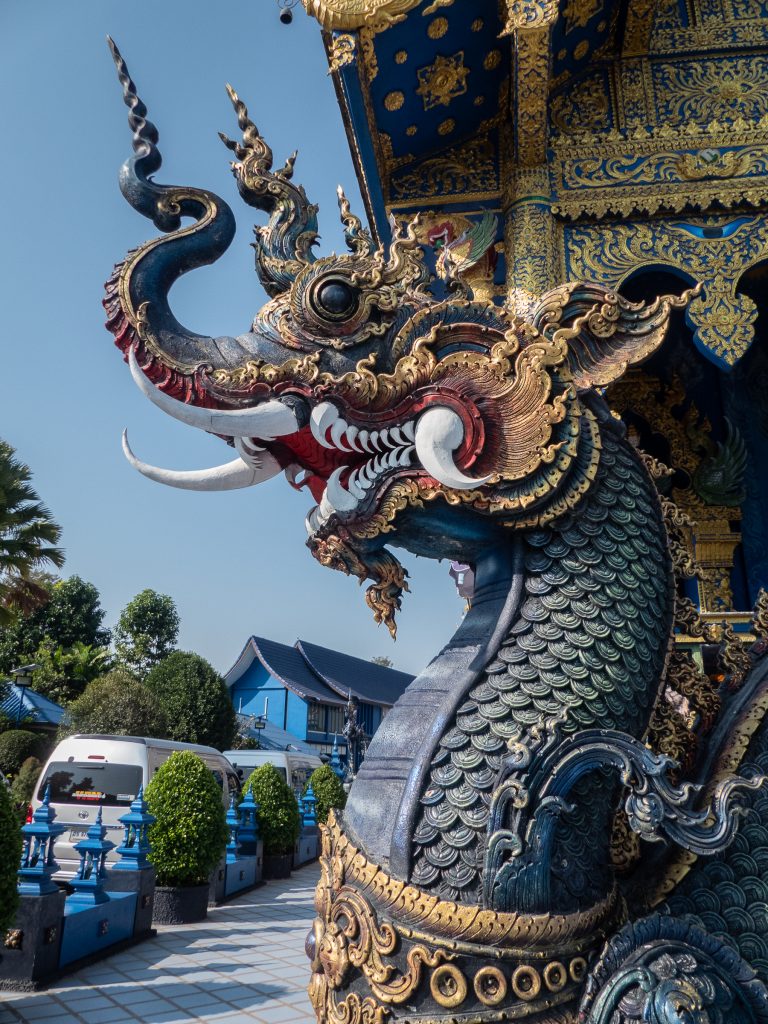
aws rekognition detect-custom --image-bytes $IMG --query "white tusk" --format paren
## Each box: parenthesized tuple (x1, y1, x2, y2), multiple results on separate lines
(128, 348, 298, 440)
(122, 430, 281, 491)
(414, 407, 490, 491)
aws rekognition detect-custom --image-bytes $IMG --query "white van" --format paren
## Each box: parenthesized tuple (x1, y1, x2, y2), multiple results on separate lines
(32, 734, 240, 878)
(223, 749, 323, 796)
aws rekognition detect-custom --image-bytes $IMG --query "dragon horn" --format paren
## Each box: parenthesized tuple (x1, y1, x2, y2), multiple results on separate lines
(220, 84, 319, 297)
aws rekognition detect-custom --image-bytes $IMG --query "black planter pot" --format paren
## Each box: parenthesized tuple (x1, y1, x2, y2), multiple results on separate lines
(263, 853, 293, 879)
(152, 884, 209, 925)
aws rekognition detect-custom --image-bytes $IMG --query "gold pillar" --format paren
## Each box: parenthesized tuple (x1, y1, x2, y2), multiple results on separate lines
(503, 166, 558, 318)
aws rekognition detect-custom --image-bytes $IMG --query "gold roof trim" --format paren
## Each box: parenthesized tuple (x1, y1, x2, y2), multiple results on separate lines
(302, 0, 422, 30)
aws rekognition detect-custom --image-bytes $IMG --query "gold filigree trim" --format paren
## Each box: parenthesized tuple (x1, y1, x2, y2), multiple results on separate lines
(319, 813, 622, 953)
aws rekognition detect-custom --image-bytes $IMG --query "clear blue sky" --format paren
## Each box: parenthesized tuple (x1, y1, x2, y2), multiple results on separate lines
(0, 0, 464, 675)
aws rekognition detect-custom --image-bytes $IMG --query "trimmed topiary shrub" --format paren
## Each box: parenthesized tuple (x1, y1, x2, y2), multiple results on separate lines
(0, 777, 21, 932)
(243, 763, 301, 856)
(145, 750, 227, 887)
(145, 652, 236, 750)
(10, 756, 42, 816)
(306, 764, 347, 824)
(0, 730, 42, 777)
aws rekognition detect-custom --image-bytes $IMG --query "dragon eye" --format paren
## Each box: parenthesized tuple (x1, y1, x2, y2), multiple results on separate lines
(313, 278, 358, 320)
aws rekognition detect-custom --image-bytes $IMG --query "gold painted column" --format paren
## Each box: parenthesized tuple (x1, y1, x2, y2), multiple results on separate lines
(503, 166, 559, 318)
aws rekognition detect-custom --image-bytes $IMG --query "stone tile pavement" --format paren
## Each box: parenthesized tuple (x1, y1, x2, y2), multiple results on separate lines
(0, 863, 320, 1024)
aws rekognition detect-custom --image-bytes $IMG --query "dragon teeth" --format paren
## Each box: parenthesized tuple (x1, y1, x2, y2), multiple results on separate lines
(347, 468, 367, 499)
(326, 467, 358, 511)
(330, 419, 350, 451)
(310, 402, 339, 450)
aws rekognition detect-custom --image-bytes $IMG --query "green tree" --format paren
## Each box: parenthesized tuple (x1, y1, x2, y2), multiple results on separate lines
(0, 779, 21, 932)
(31, 640, 113, 706)
(0, 575, 110, 676)
(145, 652, 236, 750)
(59, 668, 168, 739)
(0, 440, 64, 628)
(305, 764, 347, 824)
(145, 751, 227, 887)
(371, 656, 393, 668)
(243, 763, 301, 856)
(114, 589, 179, 678)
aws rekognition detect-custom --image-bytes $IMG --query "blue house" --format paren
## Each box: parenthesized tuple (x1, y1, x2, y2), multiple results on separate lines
(224, 637, 414, 758)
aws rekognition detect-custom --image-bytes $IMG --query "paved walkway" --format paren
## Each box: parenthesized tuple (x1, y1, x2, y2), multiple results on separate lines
(0, 864, 319, 1024)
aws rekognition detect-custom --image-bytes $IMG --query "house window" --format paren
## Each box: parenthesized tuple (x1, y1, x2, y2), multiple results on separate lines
(307, 702, 324, 731)
(327, 705, 345, 733)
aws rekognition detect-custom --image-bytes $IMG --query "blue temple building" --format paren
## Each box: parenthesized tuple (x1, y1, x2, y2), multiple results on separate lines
(224, 637, 414, 757)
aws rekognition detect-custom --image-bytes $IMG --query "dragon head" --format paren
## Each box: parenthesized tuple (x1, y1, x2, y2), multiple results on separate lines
(105, 41, 694, 636)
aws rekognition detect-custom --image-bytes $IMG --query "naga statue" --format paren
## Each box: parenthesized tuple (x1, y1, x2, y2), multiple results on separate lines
(105, 40, 768, 1024)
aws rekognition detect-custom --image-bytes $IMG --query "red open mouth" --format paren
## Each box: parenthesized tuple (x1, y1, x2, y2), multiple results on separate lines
(267, 427, 363, 502)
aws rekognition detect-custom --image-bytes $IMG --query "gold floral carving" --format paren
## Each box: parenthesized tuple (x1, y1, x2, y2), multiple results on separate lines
(328, 33, 358, 73)
(514, 26, 551, 165)
(653, 57, 768, 125)
(563, 0, 601, 30)
(389, 137, 498, 204)
(327, 993, 388, 1024)
(302, 0, 420, 30)
(651, 10, 768, 53)
(383, 91, 404, 111)
(415, 52, 470, 111)
(621, 0, 656, 55)
(426, 16, 448, 39)
(551, 142, 768, 218)
(501, 0, 558, 32)
(564, 218, 768, 366)
(357, 27, 379, 82)
(550, 73, 610, 133)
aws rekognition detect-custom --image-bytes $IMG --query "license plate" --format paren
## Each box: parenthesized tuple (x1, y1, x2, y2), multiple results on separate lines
(69, 829, 88, 841)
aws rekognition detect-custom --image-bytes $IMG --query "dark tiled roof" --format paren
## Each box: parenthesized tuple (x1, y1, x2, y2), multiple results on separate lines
(296, 640, 414, 707)
(1, 683, 64, 726)
(225, 636, 345, 706)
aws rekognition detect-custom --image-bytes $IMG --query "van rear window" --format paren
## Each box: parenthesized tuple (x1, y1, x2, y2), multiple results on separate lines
(37, 762, 143, 807)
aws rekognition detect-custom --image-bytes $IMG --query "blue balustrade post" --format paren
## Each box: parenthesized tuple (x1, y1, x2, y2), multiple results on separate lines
(113, 785, 155, 871)
(238, 789, 260, 855)
(107, 784, 156, 937)
(18, 785, 66, 897)
(68, 807, 114, 906)
(226, 795, 241, 864)
(329, 735, 344, 779)
(2, 786, 67, 986)
(303, 784, 317, 828)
